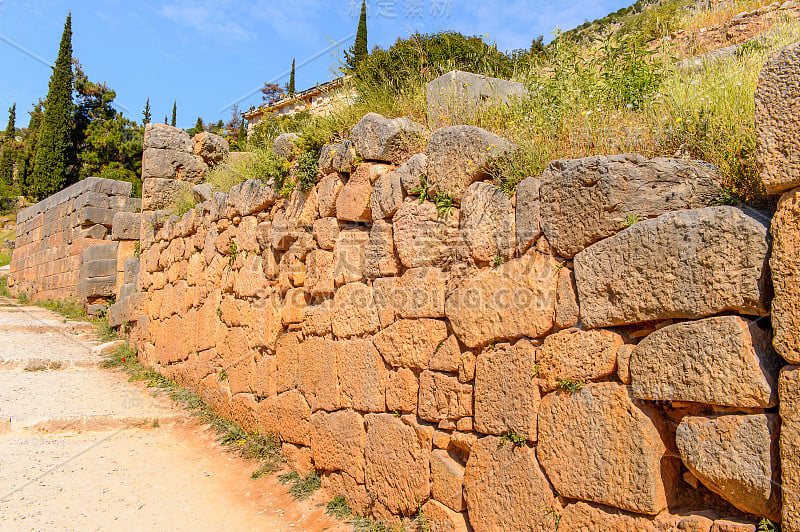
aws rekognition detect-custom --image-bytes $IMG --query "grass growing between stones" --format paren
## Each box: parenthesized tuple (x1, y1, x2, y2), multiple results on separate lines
(101, 342, 284, 477)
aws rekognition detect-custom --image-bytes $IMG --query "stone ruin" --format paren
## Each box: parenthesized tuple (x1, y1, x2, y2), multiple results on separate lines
(9, 42, 800, 532)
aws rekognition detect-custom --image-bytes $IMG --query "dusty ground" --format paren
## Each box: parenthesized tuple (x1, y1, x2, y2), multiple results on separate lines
(0, 296, 349, 532)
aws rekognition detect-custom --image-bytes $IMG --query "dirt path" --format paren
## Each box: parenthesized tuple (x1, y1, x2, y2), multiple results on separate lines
(0, 296, 349, 532)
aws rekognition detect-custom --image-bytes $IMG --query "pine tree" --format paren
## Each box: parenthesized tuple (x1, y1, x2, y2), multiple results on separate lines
(288, 59, 296, 96)
(345, 1, 368, 70)
(171, 101, 177, 127)
(142, 98, 151, 125)
(32, 14, 73, 200)
(0, 103, 16, 191)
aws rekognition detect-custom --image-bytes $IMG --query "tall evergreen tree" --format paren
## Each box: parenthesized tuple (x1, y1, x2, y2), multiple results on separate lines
(345, 1, 368, 70)
(171, 101, 177, 127)
(288, 59, 296, 96)
(19, 103, 43, 197)
(0, 104, 16, 191)
(164, 115, 168, 124)
(142, 98, 151, 125)
(32, 14, 73, 199)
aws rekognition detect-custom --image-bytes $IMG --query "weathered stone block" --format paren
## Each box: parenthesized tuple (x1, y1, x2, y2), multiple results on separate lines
(317, 173, 345, 218)
(515, 175, 541, 253)
(575, 206, 772, 328)
(331, 282, 380, 338)
(364, 220, 399, 278)
(333, 227, 368, 285)
(372, 318, 447, 369)
(273, 132, 299, 160)
(755, 42, 800, 194)
(142, 148, 207, 183)
(538, 328, 622, 393)
(538, 383, 673, 515)
(192, 132, 229, 165)
(771, 188, 800, 363)
(631, 316, 781, 408)
(370, 168, 405, 219)
(385, 368, 419, 413)
(142, 178, 191, 211)
(540, 154, 721, 258)
(430, 449, 466, 512)
(351, 112, 424, 164)
(418, 370, 473, 422)
(676, 414, 781, 521)
(227, 179, 278, 216)
(459, 181, 515, 262)
(397, 153, 427, 195)
(420, 500, 469, 532)
(446, 240, 559, 348)
(82, 242, 118, 262)
(111, 211, 141, 241)
(77, 275, 117, 301)
(780, 365, 800, 529)
(336, 164, 374, 223)
(312, 217, 339, 250)
(75, 207, 116, 227)
(393, 200, 459, 268)
(80, 259, 117, 279)
(463, 436, 559, 532)
(474, 339, 539, 441)
(426, 125, 514, 202)
(143, 123, 192, 152)
(393, 267, 447, 318)
(311, 409, 366, 482)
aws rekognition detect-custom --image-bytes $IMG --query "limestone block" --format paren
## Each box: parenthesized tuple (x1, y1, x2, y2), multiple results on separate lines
(393, 267, 447, 319)
(192, 132, 229, 165)
(537, 328, 623, 392)
(554, 267, 580, 330)
(459, 181, 515, 262)
(755, 42, 800, 194)
(420, 500, 469, 532)
(111, 212, 141, 241)
(333, 227, 368, 285)
(364, 220, 399, 278)
(350, 112, 424, 164)
(771, 188, 800, 363)
(417, 370, 473, 423)
(143, 123, 192, 152)
(273, 133, 299, 159)
(397, 153, 427, 195)
(142, 178, 190, 211)
(780, 366, 800, 529)
(75, 207, 116, 227)
(428, 334, 462, 373)
(540, 154, 721, 258)
(474, 339, 539, 441)
(631, 316, 781, 408)
(515, 175, 541, 253)
(312, 217, 339, 250)
(336, 164, 374, 223)
(82, 242, 118, 262)
(370, 167, 405, 219)
(331, 282, 380, 338)
(338, 338, 387, 413)
(430, 449, 466, 512)
(575, 206, 772, 328)
(142, 148, 207, 183)
(393, 200, 459, 268)
(372, 318, 448, 369)
(310, 409, 366, 482)
(676, 414, 781, 521)
(317, 173, 345, 218)
(426, 125, 514, 202)
(385, 368, 419, 413)
(227, 179, 279, 216)
(538, 383, 673, 515)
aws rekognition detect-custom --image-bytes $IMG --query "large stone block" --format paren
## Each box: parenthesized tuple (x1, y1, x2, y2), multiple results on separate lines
(575, 206, 772, 328)
(143, 123, 192, 152)
(336, 163, 373, 222)
(370, 166, 405, 219)
(446, 239, 559, 348)
(142, 148, 207, 183)
(77, 275, 117, 301)
(192, 132, 229, 165)
(80, 259, 117, 279)
(82, 242, 119, 262)
(142, 178, 191, 211)
(350, 112, 424, 164)
(317, 173, 345, 218)
(393, 200, 459, 268)
(393, 267, 448, 318)
(430, 449, 466, 512)
(111, 211, 141, 241)
(74, 191, 111, 210)
(331, 282, 380, 338)
(397, 153, 427, 194)
(75, 207, 116, 227)
(463, 436, 559, 532)
(538, 383, 673, 515)
(538, 328, 623, 393)
(310, 409, 366, 483)
(676, 414, 781, 521)
(473, 339, 540, 442)
(459, 181, 515, 262)
(427, 70, 528, 126)
(515, 175, 541, 253)
(771, 188, 800, 363)
(417, 370, 473, 423)
(338, 338, 387, 413)
(364, 413, 432, 516)
(780, 366, 800, 529)
(298, 336, 340, 411)
(333, 226, 368, 285)
(540, 154, 721, 258)
(273, 132, 299, 160)
(372, 318, 448, 370)
(755, 42, 800, 194)
(420, 500, 469, 532)
(227, 179, 279, 216)
(364, 220, 399, 278)
(426, 125, 514, 202)
(631, 316, 781, 408)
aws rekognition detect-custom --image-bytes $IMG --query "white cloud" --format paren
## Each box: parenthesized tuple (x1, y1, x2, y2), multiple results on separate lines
(158, 0, 253, 42)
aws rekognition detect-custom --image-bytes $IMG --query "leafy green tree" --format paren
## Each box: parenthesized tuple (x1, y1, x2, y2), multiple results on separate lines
(32, 14, 73, 199)
(344, 1, 368, 70)
(0, 104, 16, 192)
(142, 98, 151, 125)
(288, 59, 296, 95)
(171, 101, 177, 127)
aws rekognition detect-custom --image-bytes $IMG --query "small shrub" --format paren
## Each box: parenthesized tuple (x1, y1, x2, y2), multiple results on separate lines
(492, 252, 504, 269)
(169, 188, 197, 217)
(326, 495, 352, 519)
(433, 191, 454, 218)
(278, 471, 299, 485)
(558, 378, 585, 393)
(622, 214, 642, 227)
(228, 241, 238, 266)
(757, 518, 777, 532)
(218, 369, 228, 381)
(500, 430, 527, 447)
(133, 241, 140, 258)
(411, 175, 430, 203)
(294, 150, 319, 193)
(284, 471, 321, 500)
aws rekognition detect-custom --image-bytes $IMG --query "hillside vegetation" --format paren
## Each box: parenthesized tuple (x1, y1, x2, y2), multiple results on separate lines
(235, 0, 800, 207)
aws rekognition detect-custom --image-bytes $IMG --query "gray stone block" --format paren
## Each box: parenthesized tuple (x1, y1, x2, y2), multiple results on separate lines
(118, 282, 136, 300)
(75, 207, 116, 227)
(124, 257, 140, 285)
(87, 303, 107, 317)
(83, 176, 133, 197)
(110, 196, 141, 212)
(111, 212, 142, 241)
(143, 123, 192, 152)
(141, 178, 191, 211)
(427, 70, 529, 125)
(77, 275, 117, 301)
(82, 242, 118, 262)
(74, 191, 110, 210)
(74, 224, 108, 240)
(80, 259, 117, 280)
(142, 148, 207, 183)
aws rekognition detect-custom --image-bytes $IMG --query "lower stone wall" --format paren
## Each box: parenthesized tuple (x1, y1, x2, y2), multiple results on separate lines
(120, 149, 788, 530)
(8, 177, 138, 302)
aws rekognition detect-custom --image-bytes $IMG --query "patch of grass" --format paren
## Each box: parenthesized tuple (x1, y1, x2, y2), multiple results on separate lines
(228, 241, 238, 266)
(218, 368, 228, 381)
(500, 430, 528, 447)
(288, 470, 321, 500)
(326, 495, 352, 519)
(35, 299, 89, 321)
(558, 378, 585, 393)
(169, 188, 197, 217)
(278, 470, 299, 484)
(350, 515, 399, 532)
(622, 213, 643, 228)
(251, 461, 281, 479)
(207, 148, 291, 193)
(0, 250, 11, 267)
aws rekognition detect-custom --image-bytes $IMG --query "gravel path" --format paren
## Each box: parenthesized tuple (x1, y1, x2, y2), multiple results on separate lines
(0, 297, 348, 532)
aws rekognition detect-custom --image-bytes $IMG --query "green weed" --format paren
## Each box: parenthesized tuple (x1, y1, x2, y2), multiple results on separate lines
(558, 378, 585, 393)
(325, 495, 352, 519)
(500, 430, 528, 447)
(228, 241, 238, 266)
(622, 214, 642, 228)
(288, 471, 321, 501)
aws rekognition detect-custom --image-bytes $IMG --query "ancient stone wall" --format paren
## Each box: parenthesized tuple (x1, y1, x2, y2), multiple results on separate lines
(7, 177, 139, 302)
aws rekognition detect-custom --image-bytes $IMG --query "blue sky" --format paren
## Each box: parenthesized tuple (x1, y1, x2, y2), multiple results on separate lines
(0, 0, 632, 129)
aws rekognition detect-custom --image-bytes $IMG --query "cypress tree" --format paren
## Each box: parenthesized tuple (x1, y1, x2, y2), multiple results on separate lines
(32, 14, 73, 200)
(0, 104, 16, 191)
(20, 103, 43, 197)
(344, 1, 368, 70)
(171, 101, 177, 127)
(164, 115, 168, 124)
(288, 59, 296, 96)
(142, 98, 151, 125)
